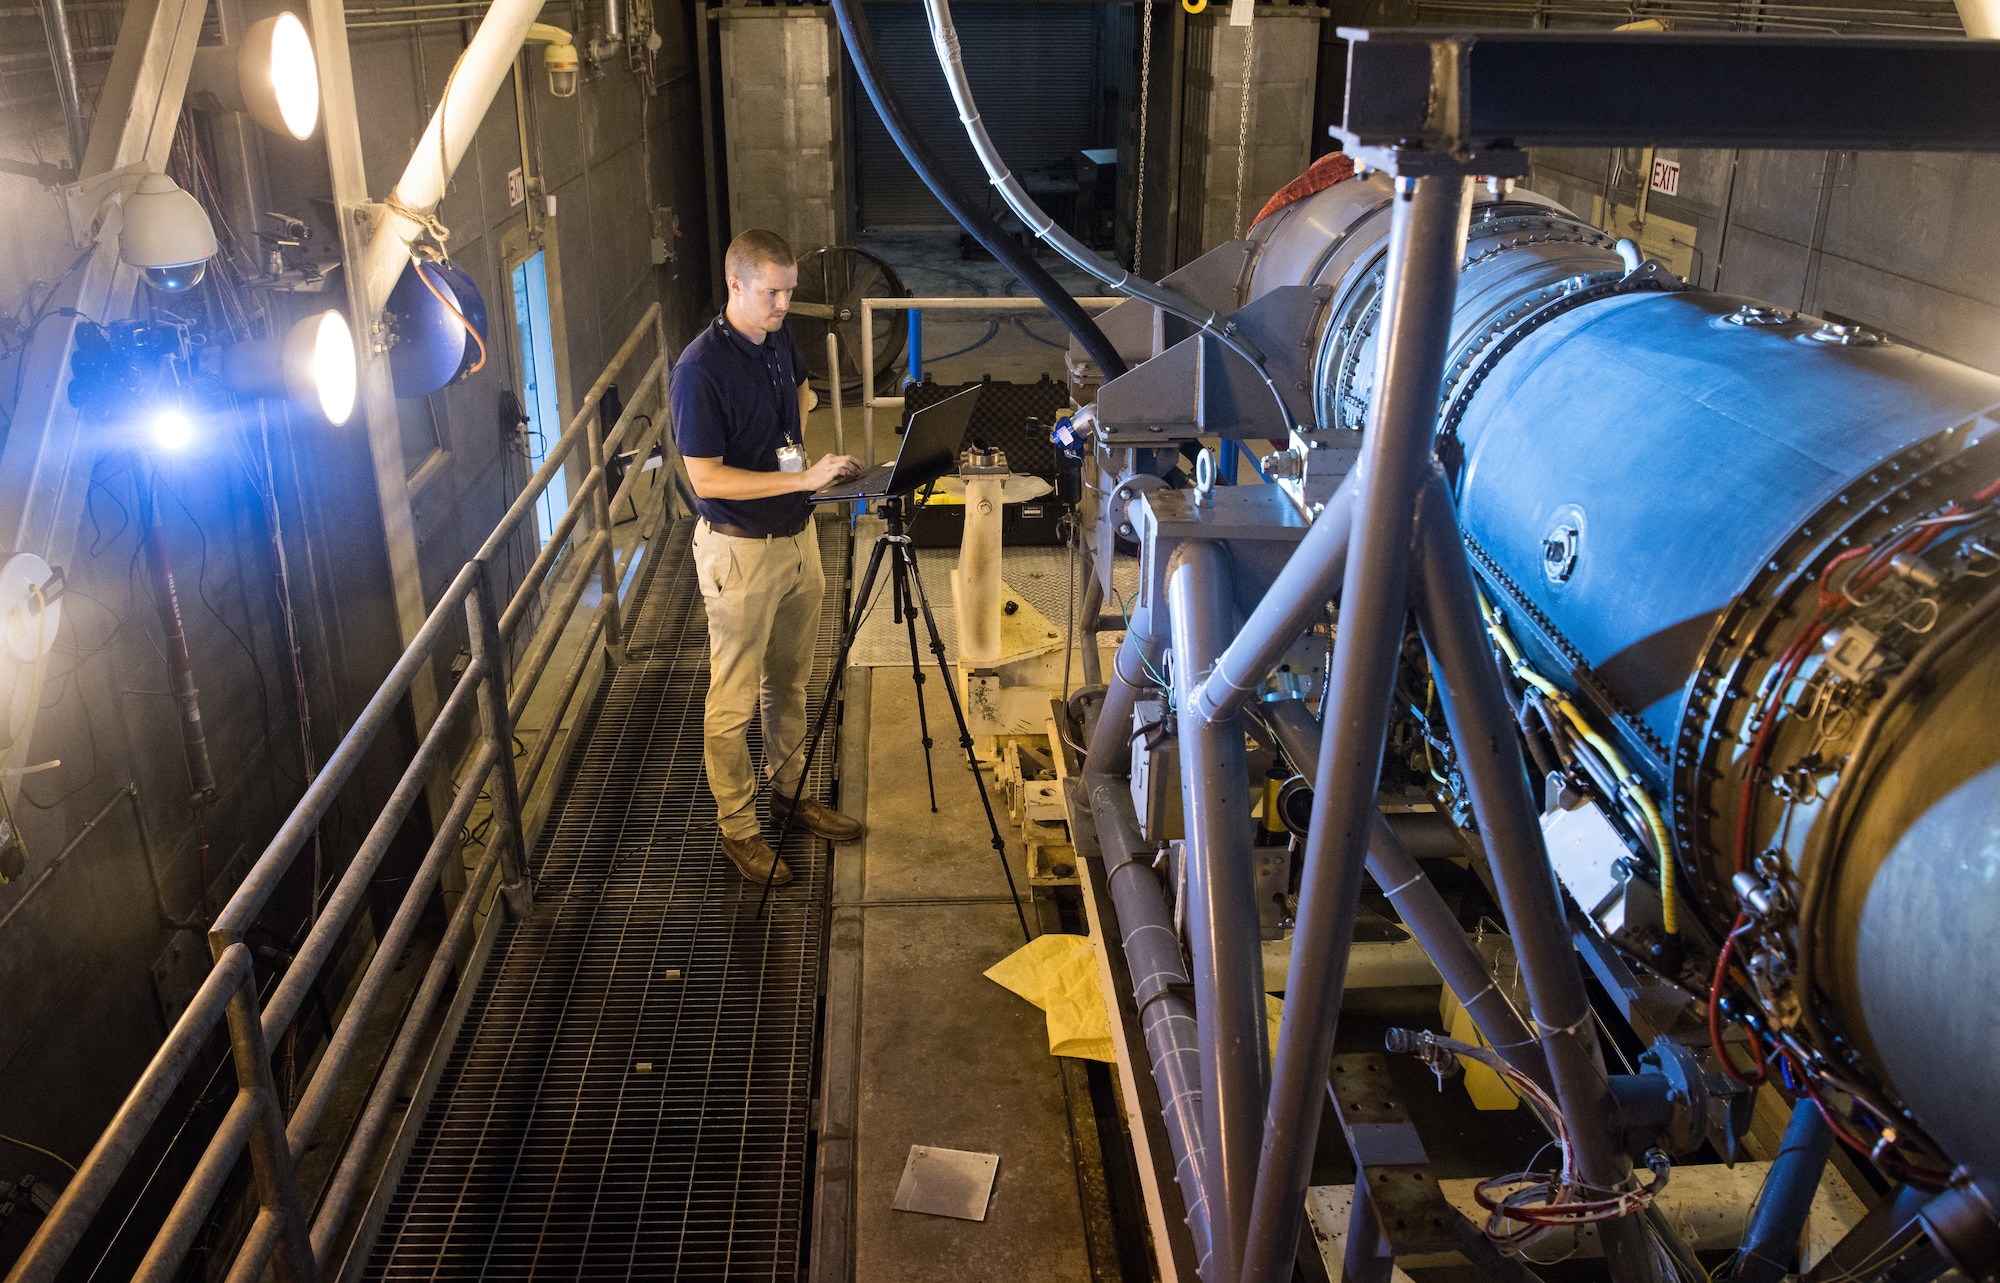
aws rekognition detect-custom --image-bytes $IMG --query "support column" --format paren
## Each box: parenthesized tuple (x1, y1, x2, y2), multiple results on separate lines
(1167, 540, 1267, 1283)
(1411, 471, 1654, 1281)
(1236, 172, 1470, 1283)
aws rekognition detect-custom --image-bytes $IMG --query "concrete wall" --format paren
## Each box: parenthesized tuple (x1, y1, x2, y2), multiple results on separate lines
(0, 0, 712, 1266)
(1174, 5, 1325, 262)
(1529, 146, 2000, 377)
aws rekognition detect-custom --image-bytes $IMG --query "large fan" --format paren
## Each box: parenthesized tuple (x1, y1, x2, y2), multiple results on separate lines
(790, 245, 908, 399)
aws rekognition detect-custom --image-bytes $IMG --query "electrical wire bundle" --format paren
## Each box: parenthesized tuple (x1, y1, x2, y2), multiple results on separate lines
(1706, 472, 2000, 1184)
(1477, 593, 1680, 942)
(1386, 1028, 1671, 1255)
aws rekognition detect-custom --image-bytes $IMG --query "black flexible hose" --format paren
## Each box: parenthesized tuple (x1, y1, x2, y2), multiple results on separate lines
(827, 0, 1130, 383)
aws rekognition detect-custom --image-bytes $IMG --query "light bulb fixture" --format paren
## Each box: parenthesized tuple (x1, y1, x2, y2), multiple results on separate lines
(189, 13, 322, 139)
(526, 23, 580, 97)
(218, 309, 359, 424)
(149, 407, 196, 453)
(119, 173, 218, 293)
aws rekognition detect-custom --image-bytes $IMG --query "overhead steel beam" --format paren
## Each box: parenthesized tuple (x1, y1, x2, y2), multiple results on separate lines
(1339, 28, 2000, 155)
(306, 0, 437, 724)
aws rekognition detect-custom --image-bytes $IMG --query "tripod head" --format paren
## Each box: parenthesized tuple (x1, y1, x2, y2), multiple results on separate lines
(876, 490, 918, 538)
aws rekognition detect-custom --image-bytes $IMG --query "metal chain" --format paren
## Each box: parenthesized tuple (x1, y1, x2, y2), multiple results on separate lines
(1232, 15, 1258, 236)
(1133, 0, 1155, 271)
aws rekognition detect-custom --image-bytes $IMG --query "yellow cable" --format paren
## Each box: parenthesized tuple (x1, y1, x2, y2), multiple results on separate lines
(1478, 592, 1678, 936)
(0, 1131, 77, 1174)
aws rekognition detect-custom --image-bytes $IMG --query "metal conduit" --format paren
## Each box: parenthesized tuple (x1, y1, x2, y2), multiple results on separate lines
(1081, 620, 1218, 1275)
(916, 0, 1296, 430)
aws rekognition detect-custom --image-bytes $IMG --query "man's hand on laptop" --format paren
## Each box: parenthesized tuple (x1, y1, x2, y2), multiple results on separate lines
(801, 453, 861, 490)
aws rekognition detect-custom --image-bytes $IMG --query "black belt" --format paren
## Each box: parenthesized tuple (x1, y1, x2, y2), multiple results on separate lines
(702, 517, 809, 541)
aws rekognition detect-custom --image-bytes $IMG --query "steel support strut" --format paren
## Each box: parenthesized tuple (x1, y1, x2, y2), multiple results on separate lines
(1167, 541, 1269, 1283)
(1236, 172, 1472, 1283)
(1411, 470, 1655, 1280)
(1256, 699, 1550, 1092)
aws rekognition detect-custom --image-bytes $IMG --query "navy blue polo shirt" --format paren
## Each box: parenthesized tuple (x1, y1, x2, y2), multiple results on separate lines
(671, 312, 810, 535)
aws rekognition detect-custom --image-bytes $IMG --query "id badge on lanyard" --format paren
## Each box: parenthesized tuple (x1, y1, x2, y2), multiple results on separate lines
(767, 337, 806, 472)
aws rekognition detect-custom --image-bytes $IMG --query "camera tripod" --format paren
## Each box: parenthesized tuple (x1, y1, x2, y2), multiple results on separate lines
(755, 492, 1031, 940)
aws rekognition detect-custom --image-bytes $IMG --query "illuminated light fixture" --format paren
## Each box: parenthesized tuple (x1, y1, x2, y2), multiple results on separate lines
(219, 310, 360, 424)
(149, 407, 196, 453)
(189, 13, 322, 139)
(119, 173, 218, 293)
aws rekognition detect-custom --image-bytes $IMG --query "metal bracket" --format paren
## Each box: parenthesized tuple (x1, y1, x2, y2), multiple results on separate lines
(1071, 238, 1258, 377)
(1327, 1053, 1461, 1256)
(1131, 485, 1311, 611)
(1097, 285, 1330, 441)
(59, 163, 147, 250)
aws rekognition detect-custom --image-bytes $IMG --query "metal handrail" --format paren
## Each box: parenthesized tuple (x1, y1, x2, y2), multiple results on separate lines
(6, 304, 681, 1283)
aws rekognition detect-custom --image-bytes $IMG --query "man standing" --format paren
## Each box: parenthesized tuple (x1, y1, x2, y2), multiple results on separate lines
(672, 229, 865, 886)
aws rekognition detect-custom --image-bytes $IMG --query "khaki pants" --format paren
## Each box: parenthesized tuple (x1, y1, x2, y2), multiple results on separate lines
(692, 519, 824, 840)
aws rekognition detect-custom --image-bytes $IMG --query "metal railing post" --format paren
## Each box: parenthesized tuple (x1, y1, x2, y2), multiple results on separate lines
(467, 560, 534, 917)
(861, 298, 876, 467)
(827, 331, 844, 457)
(652, 307, 682, 523)
(221, 977, 317, 1281)
(585, 392, 628, 668)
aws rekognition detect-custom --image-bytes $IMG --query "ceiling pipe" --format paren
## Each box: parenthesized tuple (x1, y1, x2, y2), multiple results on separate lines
(36, 0, 88, 174)
(1956, 0, 1998, 35)
(354, 0, 571, 316)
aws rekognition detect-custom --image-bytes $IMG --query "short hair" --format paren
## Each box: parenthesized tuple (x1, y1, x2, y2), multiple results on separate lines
(725, 229, 795, 284)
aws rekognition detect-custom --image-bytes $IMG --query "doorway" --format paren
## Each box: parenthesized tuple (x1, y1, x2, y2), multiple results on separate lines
(511, 249, 568, 546)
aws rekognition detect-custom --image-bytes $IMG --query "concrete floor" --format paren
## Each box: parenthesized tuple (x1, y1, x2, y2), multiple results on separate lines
(820, 666, 1094, 1283)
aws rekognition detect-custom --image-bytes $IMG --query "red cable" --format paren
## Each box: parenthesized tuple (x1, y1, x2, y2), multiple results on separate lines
(412, 250, 488, 376)
(1709, 913, 1767, 1086)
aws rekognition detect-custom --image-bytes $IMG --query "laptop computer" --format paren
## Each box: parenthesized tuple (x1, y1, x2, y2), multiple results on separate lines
(810, 385, 983, 503)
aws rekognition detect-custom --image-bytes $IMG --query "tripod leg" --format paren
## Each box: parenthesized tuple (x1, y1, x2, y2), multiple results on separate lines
(895, 541, 1032, 942)
(755, 530, 892, 920)
(894, 550, 940, 812)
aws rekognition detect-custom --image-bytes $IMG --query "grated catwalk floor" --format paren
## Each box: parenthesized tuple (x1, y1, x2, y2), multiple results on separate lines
(363, 516, 849, 1280)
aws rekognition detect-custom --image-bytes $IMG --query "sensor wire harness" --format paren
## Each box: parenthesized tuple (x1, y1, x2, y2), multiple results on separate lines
(1387, 1028, 1671, 1254)
(1476, 591, 1679, 938)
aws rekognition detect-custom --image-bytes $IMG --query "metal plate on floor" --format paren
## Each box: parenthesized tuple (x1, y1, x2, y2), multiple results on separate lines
(892, 1145, 1000, 1221)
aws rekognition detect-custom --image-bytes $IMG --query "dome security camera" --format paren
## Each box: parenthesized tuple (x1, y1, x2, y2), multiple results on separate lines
(120, 173, 218, 293)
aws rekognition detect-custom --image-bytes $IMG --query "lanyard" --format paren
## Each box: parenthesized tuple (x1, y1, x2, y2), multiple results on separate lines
(721, 316, 798, 447)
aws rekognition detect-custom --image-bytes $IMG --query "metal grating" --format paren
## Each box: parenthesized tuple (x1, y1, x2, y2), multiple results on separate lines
(362, 515, 849, 1280)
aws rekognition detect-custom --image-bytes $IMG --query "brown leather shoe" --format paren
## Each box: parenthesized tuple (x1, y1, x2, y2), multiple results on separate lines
(720, 832, 792, 886)
(771, 790, 865, 842)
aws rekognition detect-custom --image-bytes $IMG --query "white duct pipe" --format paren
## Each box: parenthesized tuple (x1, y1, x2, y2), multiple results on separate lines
(355, 0, 556, 314)
(959, 475, 1004, 663)
(1957, 0, 1999, 36)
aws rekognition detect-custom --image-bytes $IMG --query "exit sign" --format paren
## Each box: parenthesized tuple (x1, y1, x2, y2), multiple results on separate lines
(508, 166, 526, 207)
(1650, 157, 1681, 197)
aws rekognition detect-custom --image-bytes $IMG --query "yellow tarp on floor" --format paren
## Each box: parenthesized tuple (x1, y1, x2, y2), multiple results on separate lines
(985, 933, 1116, 1062)
(986, 933, 1285, 1064)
